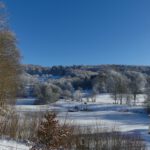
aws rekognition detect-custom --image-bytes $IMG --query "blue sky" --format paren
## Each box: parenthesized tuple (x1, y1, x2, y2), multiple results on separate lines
(3, 0, 150, 66)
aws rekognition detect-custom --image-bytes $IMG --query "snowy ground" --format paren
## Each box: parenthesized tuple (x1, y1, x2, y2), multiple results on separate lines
(0, 139, 29, 150)
(1, 94, 150, 149)
(56, 94, 150, 147)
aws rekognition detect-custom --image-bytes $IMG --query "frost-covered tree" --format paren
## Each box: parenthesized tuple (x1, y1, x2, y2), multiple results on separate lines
(144, 90, 150, 114)
(144, 77, 150, 113)
(107, 70, 129, 104)
(73, 89, 82, 102)
(62, 89, 72, 100)
(92, 72, 107, 93)
(127, 71, 146, 105)
(33, 83, 61, 104)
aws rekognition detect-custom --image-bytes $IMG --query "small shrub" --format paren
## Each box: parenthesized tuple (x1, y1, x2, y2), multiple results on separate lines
(31, 112, 73, 150)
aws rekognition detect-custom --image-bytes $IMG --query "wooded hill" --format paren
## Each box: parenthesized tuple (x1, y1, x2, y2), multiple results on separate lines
(20, 64, 150, 105)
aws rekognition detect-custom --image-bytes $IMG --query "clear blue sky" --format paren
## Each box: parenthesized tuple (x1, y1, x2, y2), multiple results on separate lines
(3, 0, 150, 66)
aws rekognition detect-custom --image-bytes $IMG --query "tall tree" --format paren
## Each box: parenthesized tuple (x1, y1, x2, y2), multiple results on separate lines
(0, 2, 21, 107)
(107, 70, 129, 104)
(127, 71, 146, 105)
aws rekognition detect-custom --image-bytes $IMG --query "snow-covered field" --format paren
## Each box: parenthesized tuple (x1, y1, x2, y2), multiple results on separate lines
(0, 140, 29, 150)
(1, 94, 150, 149)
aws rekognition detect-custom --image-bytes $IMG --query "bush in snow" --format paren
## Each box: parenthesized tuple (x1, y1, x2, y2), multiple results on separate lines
(31, 112, 73, 150)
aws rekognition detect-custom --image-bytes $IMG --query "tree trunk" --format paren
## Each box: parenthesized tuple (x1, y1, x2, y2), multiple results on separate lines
(115, 94, 117, 104)
(120, 95, 123, 105)
(134, 94, 136, 105)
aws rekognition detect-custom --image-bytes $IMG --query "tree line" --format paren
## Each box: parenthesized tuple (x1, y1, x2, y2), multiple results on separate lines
(20, 64, 150, 107)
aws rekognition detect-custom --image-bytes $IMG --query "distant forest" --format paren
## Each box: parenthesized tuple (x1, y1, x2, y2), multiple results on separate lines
(20, 64, 150, 105)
